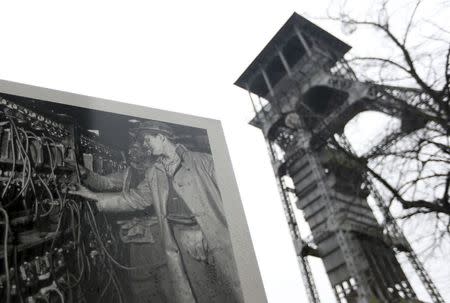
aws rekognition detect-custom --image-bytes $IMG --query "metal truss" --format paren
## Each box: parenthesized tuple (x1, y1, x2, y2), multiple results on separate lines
(340, 134, 445, 303)
(265, 140, 321, 303)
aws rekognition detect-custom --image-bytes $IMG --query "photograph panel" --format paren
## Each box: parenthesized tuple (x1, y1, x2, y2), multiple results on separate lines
(0, 90, 245, 303)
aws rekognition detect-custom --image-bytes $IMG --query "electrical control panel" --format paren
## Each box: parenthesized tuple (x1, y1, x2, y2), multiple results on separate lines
(0, 95, 129, 303)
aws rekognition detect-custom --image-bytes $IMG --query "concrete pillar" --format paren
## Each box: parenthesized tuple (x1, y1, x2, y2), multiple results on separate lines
(261, 68, 275, 97)
(294, 26, 312, 57)
(278, 49, 292, 77)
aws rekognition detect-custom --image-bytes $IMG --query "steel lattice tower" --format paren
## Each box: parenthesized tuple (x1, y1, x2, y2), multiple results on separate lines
(234, 13, 444, 303)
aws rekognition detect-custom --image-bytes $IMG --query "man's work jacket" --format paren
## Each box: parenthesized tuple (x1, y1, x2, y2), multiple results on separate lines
(90, 145, 243, 303)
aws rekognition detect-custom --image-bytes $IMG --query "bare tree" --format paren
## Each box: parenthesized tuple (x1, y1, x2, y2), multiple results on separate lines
(321, 0, 450, 236)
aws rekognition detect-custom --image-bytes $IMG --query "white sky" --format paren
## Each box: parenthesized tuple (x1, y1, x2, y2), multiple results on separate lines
(0, 1, 448, 302)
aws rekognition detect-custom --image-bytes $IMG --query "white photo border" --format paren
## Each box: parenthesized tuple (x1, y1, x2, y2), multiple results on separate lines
(0, 79, 268, 303)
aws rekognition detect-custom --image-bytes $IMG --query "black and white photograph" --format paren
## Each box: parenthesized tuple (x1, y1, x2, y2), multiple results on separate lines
(0, 89, 246, 303)
(0, 1, 449, 303)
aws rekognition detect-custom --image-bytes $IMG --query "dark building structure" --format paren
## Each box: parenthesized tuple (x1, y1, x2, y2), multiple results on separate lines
(235, 13, 444, 303)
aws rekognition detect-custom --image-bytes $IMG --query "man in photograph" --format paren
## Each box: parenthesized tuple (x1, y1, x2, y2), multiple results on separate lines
(71, 121, 243, 303)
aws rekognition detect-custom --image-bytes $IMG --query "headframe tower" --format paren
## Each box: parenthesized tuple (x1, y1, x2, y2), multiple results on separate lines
(234, 13, 444, 303)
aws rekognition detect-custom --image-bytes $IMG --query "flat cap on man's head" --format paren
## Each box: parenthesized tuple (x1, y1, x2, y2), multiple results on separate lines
(130, 120, 175, 140)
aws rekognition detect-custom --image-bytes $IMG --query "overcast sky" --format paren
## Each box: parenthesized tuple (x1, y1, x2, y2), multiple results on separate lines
(0, 1, 448, 302)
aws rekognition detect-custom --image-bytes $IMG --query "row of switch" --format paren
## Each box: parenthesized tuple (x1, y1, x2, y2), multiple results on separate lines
(0, 98, 69, 139)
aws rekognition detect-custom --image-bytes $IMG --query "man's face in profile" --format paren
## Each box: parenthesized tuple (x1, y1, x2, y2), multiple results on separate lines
(142, 133, 165, 157)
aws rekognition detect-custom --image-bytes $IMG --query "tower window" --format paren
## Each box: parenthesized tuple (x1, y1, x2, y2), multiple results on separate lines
(283, 35, 307, 67)
(250, 74, 269, 97)
(266, 56, 286, 88)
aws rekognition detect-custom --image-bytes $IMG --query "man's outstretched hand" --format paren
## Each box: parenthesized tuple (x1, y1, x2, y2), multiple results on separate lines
(68, 185, 99, 201)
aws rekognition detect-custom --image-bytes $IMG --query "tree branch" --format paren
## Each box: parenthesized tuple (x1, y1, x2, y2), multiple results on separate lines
(403, 0, 422, 45)
(327, 136, 450, 215)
